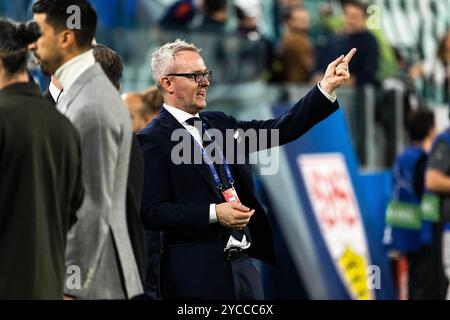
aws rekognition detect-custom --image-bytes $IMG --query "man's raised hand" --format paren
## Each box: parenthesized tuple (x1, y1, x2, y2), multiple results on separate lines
(320, 48, 357, 94)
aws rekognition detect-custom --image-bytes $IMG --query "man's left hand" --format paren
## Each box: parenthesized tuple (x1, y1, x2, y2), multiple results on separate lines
(320, 48, 357, 95)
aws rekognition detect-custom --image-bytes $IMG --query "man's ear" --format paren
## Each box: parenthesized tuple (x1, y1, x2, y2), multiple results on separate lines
(160, 77, 174, 94)
(59, 29, 76, 50)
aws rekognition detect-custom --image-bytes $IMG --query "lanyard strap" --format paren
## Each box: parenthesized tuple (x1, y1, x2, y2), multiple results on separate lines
(192, 122, 234, 190)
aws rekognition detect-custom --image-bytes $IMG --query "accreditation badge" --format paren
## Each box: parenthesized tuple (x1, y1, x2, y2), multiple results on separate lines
(421, 194, 440, 222)
(222, 187, 242, 205)
(385, 200, 422, 229)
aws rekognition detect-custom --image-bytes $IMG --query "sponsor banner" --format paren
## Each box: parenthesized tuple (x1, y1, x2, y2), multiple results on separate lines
(298, 153, 374, 300)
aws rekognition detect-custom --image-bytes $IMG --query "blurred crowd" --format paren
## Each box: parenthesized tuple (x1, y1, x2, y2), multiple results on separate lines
(2, 0, 448, 100)
(3, 0, 446, 170)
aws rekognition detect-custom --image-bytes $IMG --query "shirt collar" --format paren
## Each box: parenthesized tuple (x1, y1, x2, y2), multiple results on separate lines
(54, 49, 95, 93)
(163, 103, 199, 125)
(48, 80, 62, 103)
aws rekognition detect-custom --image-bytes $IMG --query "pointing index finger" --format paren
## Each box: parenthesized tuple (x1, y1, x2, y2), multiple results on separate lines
(344, 48, 357, 63)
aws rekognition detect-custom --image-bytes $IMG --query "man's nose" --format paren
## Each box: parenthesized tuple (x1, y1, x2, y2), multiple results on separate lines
(200, 75, 210, 86)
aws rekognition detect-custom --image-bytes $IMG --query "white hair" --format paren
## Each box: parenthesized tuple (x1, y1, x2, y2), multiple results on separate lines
(151, 39, 201, 88)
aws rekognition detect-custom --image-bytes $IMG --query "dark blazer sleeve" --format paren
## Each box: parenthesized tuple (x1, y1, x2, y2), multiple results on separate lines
(205, 85, 339, 153)
(137, 131, 211, 234)
(126, 135, 147, 283)
(138, 86, 337, 234)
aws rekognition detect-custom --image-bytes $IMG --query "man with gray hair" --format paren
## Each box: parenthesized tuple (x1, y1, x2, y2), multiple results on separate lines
(138, 38, 356, 299)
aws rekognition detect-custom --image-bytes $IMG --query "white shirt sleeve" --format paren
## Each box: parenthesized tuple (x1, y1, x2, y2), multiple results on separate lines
(209, 203, 218, 223)
(317, 83, 337, 103)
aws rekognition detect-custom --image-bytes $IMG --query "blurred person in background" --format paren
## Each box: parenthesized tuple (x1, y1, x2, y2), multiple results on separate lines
(384, 109, 447, 299)
(30, 0, 143, 299)
(271, 0, 301, 43)
(409, 30, 450, 105)
(279, 5, 314, 83)
(234, 1, 261, 40)
(312, 0, 379, 87)
(234, 3, 275, 82)
(425, 107, 450, 300)
(159, 0, 201, 30)
(190, 0, 228, 33)
(123, 92, 149, 132)
(0, 18, 83, 299)
(122, 86, 162, 133)
(142, 85, 164, 120)
(92, 44, 123, 90)
(122, 86, 163, 299)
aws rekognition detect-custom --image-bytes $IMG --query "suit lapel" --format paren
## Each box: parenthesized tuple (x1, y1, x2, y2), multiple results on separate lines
(57, 63, 104, 114)
(159, 108, 222, 198)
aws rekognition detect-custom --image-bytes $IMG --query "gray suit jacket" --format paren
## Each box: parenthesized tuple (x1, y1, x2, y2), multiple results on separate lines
(58, 63, 143, 299)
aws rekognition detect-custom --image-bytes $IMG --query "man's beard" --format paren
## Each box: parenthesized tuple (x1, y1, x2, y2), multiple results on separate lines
(35, 54, 63, 76)
(39, 61, 54, 76)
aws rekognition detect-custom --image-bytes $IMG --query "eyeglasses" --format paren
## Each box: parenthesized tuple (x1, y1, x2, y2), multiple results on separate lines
(166, 70, 212, 83)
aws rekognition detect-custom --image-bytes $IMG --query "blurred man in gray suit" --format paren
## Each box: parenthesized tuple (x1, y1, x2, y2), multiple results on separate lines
(30, 0, 143, 299)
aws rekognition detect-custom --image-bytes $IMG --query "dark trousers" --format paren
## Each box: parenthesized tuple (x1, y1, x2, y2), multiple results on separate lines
(230, 256, 264, 300)
(407, 223, 448, 300)
(144, 231, 161, 299)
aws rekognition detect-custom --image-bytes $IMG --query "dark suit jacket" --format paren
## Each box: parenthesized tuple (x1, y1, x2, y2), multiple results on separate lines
(137, 86, 339, 299)
(126, 135, 147, 285)
(0, 82, 83, 299)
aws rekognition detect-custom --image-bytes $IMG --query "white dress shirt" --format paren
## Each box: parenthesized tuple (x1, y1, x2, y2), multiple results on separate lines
(164, 104, 251, 250)
(163, 104, 220, 221)
(55, 49, 96, 113)
(48, 80, 63, 103)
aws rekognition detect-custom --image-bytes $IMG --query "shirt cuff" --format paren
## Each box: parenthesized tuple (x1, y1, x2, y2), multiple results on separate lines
(317, 83, 337, 103)
(209, 203, 218, 223)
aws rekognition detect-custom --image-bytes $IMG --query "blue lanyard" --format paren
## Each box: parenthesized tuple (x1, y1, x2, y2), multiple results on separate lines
(191, 122, 234, 191)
